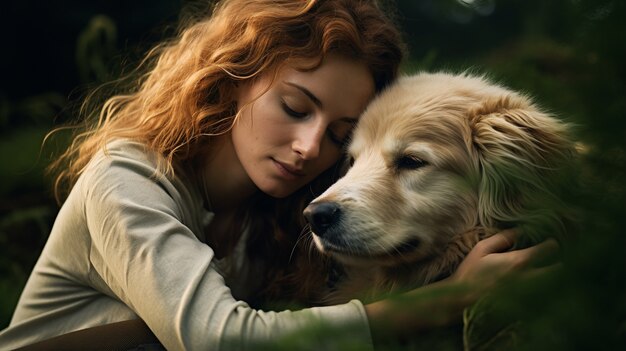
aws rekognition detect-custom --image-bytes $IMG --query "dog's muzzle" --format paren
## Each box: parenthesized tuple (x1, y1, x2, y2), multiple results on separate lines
(303, 202, 341, 236)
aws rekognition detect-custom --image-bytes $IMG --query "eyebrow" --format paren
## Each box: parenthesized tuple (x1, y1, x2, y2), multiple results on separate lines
(285, 82, 323, 108)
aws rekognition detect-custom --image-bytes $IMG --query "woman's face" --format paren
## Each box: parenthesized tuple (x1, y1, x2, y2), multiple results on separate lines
(232, 55, 375, 198)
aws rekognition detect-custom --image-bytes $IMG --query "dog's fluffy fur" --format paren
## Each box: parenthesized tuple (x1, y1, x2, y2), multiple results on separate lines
(304, 72, 574, 304)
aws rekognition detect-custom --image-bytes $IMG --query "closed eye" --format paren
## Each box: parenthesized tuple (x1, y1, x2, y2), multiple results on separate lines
(327, 131, 348, 147)
(281, 99, 307, 119)
(395, 155, 428, 170)
(328, 120, 356, 148)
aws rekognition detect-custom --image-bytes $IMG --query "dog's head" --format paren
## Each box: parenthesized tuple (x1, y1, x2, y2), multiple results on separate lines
(304, 72, 573, 269)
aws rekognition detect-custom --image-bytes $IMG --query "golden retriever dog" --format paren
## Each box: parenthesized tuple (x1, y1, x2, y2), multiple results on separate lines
(303, 72, 574, 304)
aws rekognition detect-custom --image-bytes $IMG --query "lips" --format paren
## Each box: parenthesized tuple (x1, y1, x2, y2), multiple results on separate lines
(272, 159, 305, 180)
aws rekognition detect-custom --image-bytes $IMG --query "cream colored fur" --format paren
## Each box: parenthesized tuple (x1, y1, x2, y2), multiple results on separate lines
(306, 72, 573, 304)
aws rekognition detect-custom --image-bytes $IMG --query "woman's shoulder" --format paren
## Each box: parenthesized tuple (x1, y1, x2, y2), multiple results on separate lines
(82, 138, 180, 185)
(78, 138, 209, 234)
(93, 138, 160, 168)
(78, 138, 192, 205)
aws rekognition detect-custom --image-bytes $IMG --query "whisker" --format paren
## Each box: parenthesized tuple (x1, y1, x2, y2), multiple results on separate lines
(307, 237, 317, 263)
(289, 224, 313, 264)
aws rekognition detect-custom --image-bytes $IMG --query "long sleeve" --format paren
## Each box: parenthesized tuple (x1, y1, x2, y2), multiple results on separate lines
(0, 140, 373, 351)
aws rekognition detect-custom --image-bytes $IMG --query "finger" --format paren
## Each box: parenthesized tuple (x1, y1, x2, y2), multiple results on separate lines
(512, 238, 561, 267)
(520, 262, 564, 281)
(477, 229, 518, 254)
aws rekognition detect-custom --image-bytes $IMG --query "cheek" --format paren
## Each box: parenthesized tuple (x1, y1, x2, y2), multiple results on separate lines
(236, 105, 284, 146)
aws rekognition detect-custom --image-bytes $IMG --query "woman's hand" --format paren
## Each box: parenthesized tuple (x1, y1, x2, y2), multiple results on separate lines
(364, 229, 561, 341)
(451, 229, 561, 297)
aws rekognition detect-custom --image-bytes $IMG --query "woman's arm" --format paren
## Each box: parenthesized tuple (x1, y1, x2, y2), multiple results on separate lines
(80, 142, 373, 350)
(78, 142, 559, 350)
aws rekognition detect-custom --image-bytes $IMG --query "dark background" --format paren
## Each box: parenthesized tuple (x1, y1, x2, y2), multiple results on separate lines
(1, 0, 624, 349)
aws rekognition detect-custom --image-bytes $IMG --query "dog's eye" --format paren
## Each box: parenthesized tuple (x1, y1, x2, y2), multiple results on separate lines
(396, 155, 428, 170)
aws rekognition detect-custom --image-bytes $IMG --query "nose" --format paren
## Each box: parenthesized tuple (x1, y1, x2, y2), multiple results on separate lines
(303, 202, 341, 236)
(292, 123, 325, 160)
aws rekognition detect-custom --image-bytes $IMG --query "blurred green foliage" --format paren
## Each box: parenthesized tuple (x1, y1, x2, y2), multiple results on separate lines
(0, 0, 623, 349)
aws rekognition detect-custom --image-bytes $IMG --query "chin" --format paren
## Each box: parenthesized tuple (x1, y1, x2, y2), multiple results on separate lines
(259, 183, 299, 199)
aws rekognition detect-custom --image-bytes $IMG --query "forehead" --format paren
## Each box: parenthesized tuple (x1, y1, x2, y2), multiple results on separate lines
(278, 55, 376, 117)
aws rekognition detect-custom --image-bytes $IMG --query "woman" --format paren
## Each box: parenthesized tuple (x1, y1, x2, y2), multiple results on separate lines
(0, 0, 558, 349)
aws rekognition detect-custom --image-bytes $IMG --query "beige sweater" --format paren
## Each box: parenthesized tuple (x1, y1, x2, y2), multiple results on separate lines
(0, 140, 372, 350)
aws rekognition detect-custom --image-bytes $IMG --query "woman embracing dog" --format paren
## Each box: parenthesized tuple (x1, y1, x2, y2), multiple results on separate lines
(0, 0, 562, 350)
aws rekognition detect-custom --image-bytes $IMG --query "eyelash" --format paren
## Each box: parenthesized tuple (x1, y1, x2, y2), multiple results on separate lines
(395, 155, 429, 170)
(281, 100, 307, 119)
(329, 130, 353, 148)
(328, 131, 346, 147)
(281, 99, 350, 148)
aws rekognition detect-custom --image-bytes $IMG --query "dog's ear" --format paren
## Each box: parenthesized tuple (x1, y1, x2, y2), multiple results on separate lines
(469, 94, 574, 242)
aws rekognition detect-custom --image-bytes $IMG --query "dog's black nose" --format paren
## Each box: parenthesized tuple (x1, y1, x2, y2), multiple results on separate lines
(303, 202, 341, 236)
